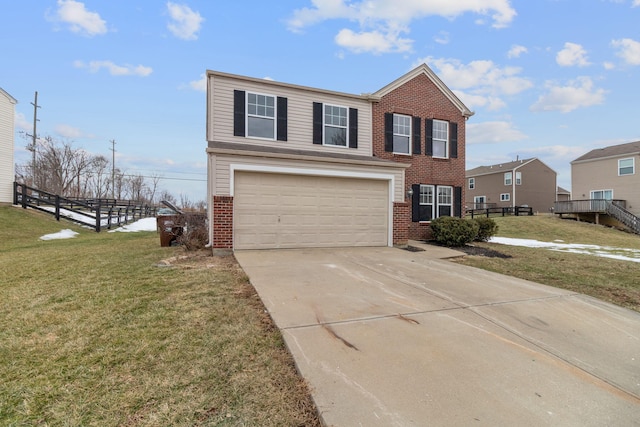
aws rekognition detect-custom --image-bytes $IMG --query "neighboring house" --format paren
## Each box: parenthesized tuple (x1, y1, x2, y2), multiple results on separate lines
(206, 64, 472, 250)
(571, 140, 640, 217)
(0, 88, 17, 204)
(466, 158, 557, 213)
(556, 186, 571, 202)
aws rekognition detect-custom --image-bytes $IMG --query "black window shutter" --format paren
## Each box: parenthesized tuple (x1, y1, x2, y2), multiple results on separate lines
(450, 122, 458, 158)
(425, 119, 433, 156)
(454, 186, 462, 217)
(233, 90, 245, 137)
(412, 116, 421, 155)
(277, 97, 287, 141)
(312, 102, 323, 145)
(384, 113, 393, 152)
(411, 184, 421, 222)
(348, 108, 358, 148)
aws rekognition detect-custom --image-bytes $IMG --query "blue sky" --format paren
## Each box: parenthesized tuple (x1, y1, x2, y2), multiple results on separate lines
(2, 0, 640, 202)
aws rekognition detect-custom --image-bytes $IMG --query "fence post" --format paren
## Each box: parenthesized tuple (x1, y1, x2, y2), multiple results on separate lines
(96, 201, 101, 232)
(55, 195, 60, 221)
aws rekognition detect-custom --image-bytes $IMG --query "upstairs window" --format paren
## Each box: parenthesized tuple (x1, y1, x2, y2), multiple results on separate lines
(247, 93, 275, 139)
(432, 120, 449, 158)
(233, 90, 287, 141)
(324, 104, 348, 146)
(504, 172, 512, 186)
(393, 114, 411, 154)
(468, 178, 475, 189)
(619, 158, 635, 176)
(515, 171, 522, 185)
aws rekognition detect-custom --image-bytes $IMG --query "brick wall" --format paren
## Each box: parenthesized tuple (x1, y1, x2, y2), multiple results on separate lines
(212, 195, 233, 248)
(373, 73, 467, 241)
(393, 202, 409, 245)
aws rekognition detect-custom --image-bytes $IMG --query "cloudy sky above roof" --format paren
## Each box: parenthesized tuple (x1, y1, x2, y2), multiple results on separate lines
(2, 0, 640, 199)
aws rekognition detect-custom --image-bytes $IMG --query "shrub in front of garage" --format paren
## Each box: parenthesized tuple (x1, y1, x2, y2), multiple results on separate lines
(430, 216, 480, 247)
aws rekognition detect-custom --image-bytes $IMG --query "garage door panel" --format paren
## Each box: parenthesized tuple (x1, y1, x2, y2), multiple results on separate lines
(233, 172, 389, 250)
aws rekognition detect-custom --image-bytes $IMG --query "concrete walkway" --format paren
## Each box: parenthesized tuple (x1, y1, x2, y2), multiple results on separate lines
(234, 245, 640, 426)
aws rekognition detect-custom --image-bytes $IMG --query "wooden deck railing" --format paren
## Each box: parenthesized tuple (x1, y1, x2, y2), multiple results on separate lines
(553, 199, 626, 214)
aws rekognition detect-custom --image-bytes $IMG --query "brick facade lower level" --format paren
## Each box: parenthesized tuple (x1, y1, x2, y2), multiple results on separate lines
(212, 195, 233, 249)
(393, 202, 409, 246)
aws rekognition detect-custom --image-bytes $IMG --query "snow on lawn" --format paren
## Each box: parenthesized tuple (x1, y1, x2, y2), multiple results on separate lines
(40, 229, 79, 240)
(40, 217, 158, 240)
(108, 217, 157, 233)
(489, 237, 640, 263)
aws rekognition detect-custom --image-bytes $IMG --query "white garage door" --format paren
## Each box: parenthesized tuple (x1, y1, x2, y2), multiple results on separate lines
(234, 172, 389, 250)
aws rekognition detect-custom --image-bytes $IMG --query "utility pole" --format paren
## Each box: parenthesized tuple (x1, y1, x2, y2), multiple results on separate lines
(26, 91, 41, 187)
(110, 139, 116, 199)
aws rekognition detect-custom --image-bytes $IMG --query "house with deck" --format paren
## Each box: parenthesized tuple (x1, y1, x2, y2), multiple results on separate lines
(555, 141, 640, 233)
(205, 64, 473, 250)
(0, 88, 17, 204)
(466, 158, 557, 214)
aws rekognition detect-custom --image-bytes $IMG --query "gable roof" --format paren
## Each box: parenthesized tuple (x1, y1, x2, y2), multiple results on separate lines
(372, 63, 474, 118)
(572, 140, 640, 163)
(466, 158, 538, 177)
(0, 88, 17, 105)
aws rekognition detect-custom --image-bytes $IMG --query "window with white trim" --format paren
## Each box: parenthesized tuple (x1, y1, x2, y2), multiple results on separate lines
(619, 158, 635, 176)
(590, 189, 613, 200)
(247, 92, 275, 139)
(515, 171, 522, 185)
(501, 193, 510, 201)
(393, 114, 411, 154)
(437, 186, 453, 217)
(324, 104, 348, 146)
(419, 185, 434, 222)
(468, 178, 475, 189)
(474, 195, 486, 209)
(504, 172, 512, 186)
(432, 120, 449, 158)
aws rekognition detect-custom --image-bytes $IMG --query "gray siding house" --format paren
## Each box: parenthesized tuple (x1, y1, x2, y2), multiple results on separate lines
(0, 88, 17, 204)
(571, 141, 640, 217)
(466, 158, 557, 213)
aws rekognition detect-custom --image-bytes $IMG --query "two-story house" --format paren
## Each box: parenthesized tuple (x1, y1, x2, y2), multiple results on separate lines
(571, 140, 640, 217)
(206, 64, 472, 250)
(0, 88, 17, 204)
(466, 158, 557, 213)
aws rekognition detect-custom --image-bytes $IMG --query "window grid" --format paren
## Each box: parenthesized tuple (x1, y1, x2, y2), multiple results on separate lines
(432, 120, 448, 158)
(515, 171, 522, 185)
(246, 92, 276, 139)
(619, 158, 635, 176)
(324, 104, 348, 146)
(501, 193, 511, 201)
(504, 172, 512, 186)
(469, 178, 475, 189)
(393, 114, 411, 154)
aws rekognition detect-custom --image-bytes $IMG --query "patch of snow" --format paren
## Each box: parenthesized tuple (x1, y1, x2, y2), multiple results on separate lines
(40, 229, 79, 240)
(489, 237, 640, 263)
(109, 217, 158, 233)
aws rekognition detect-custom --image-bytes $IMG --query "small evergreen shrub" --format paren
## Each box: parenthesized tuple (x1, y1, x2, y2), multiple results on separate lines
(473, 217, 499, 242)
(430, 216, 479, 247)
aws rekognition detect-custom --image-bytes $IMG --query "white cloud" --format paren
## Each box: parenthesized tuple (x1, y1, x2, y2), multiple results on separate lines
(530, 77, 607, 113)
(417, 57, 532, 111)
(54, 124, 93, 139)
(603, 61, 615, 70)
(611, 38, 640, 65)
(556, 42, 591, 67)
(634, 0, 640, 6)
(507, 44, 527, 58)
(74, 60, 153, 77)
(14, 112, 31, 131)
(466, 121, 527, 144)
(434, 31, 450, 45)
(188, 73, 207, 92)
(50, 0, 107, 36)
(166, 2, 204, 40)
(287, 0, 516, 54)
(335, 28, 412, 54)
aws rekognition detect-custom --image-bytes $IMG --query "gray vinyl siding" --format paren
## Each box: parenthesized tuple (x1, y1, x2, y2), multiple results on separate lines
(0, 91, 16, 203)
(208, 73, 373, 156)
(572, 155, 640, 216)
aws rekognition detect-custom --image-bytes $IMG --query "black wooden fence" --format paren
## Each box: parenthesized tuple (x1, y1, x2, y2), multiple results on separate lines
(466, 206, 534, 218)
(13, 182, 157, 232)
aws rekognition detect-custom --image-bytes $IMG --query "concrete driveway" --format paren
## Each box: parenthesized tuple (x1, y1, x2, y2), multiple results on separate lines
(234, 244, 640, 426)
